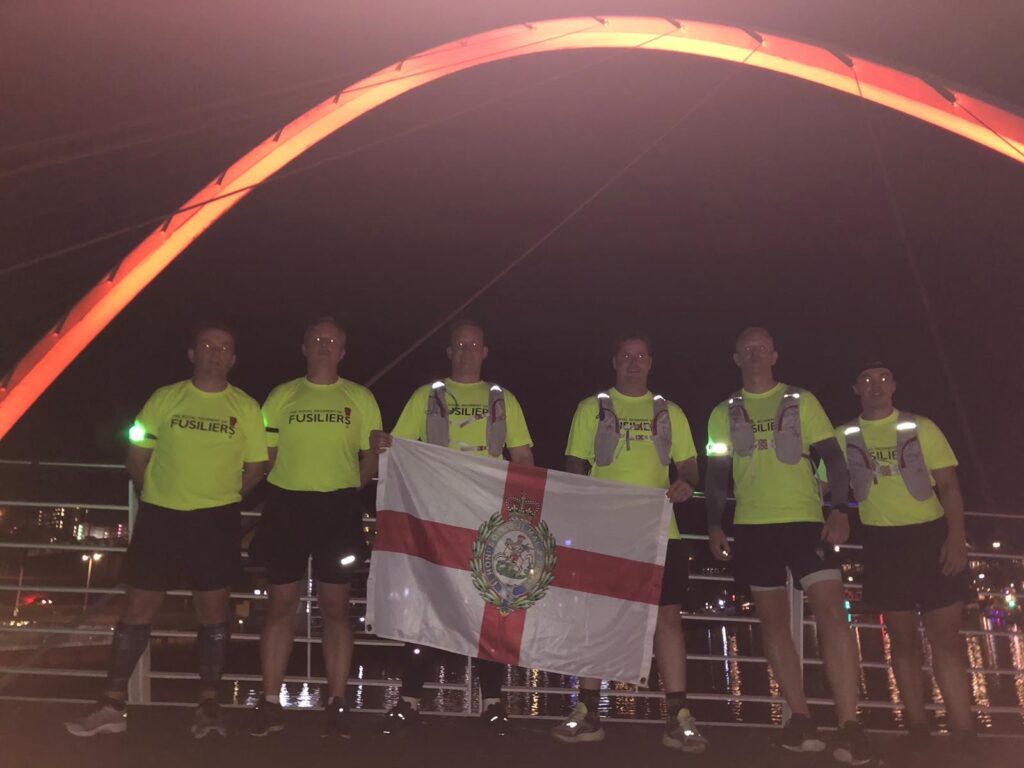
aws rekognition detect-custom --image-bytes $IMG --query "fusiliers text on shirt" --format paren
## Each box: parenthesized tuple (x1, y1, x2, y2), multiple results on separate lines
(869, 446, 898, 463)
(449, 405, 488, 418)
(170, 414, 237, 436)
(288, 408, 352, 425)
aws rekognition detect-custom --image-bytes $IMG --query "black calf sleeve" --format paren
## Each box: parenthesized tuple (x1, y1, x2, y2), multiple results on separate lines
(197, 622, 230, 691)
(398, 643, 433, 700)
(106, 622, 151, 692)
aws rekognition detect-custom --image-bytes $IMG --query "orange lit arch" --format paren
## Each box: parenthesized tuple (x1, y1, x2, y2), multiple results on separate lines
(2, 16, 1022, 440)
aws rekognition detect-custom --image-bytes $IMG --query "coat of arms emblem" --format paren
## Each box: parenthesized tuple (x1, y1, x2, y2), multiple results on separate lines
(470, 493, 557, 615)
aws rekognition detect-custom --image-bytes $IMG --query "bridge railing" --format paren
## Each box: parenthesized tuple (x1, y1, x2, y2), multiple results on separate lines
(0, 460, 1022, 733)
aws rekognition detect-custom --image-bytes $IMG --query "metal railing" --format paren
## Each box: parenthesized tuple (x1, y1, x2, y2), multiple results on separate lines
(1, 460, 1022, 734)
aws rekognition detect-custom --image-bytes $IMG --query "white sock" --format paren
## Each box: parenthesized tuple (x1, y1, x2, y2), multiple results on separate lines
(482, 697, 501, 710)
(400, 696, 420, 710)
(265, 695, 279, 704)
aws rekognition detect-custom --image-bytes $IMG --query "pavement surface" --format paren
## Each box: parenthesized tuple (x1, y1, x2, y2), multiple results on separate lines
(0, 702, 1017, 768)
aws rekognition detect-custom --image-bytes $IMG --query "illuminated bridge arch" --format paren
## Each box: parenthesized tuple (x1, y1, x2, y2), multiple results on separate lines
(2, 16, 1022, 440)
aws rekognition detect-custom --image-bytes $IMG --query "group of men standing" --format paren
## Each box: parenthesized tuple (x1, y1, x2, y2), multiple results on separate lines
(64, 318, 975, 764)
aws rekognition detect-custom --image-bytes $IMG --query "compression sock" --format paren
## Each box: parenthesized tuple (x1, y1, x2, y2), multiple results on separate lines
(197, 622, 230, 695)
(105, 622, 151, 693)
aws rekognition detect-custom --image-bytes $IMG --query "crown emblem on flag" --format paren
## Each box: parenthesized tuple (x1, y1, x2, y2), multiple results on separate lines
(505, 493, 539, 522)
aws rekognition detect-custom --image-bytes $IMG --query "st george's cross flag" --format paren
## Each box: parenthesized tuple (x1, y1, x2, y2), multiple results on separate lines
(366, 437, 672, 686)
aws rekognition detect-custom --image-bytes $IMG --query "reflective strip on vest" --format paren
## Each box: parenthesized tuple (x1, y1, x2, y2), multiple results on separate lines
(592, 392, 671, 467)
(842, 412, 934, 502)
(727, 386, 804, 465)
(424, 380, 506, 458)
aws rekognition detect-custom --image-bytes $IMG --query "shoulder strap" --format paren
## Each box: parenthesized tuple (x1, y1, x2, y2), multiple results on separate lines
(651, 395, 672, 466)
(485, 383, 507, 458)
(842, 420, 875, 501)
(774, 385, 804, 465)
(593, 392, 619, 467)
(424, 380, 449, 448)
(896, 411, 934, 501)
(727, 390, 755, 458)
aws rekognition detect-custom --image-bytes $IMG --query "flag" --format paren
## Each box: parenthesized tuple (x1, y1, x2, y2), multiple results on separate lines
(366, 437, 672, 686)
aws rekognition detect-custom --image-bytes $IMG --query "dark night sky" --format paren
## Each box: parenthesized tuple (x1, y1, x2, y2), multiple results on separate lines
(1, 1, 1022, 513)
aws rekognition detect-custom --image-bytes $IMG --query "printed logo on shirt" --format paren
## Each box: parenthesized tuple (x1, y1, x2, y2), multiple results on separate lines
(287, 408, 352, 426)
(169, 414, 237, 437)
(446, 392, 488, 420)
(751, 419, 776, 452)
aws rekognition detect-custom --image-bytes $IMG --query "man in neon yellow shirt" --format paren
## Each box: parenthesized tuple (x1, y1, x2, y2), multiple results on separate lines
(371, 319, 533, 736)
(705, 327, 871, 765)
(552, 331, 708, 754)
(832, 362, 973, 752)
(66, 324, 267, 739)
(247, 317, 382, 738)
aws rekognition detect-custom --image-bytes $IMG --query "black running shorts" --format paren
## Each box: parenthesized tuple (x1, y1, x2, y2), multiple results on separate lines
(253, 485, 367, 585)
(731, 522, 842, 590)
(121, 501, 241, 591)
(659, 539, 691, 607)
(860, 516, 971, 613)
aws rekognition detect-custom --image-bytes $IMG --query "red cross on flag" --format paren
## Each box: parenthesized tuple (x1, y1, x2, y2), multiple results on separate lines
(367, 438, 672, 686)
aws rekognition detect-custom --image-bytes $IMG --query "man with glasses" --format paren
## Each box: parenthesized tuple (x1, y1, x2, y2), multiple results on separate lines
(370, 318, 533, 737)
(705, 327, 872, 765)
(65, 323, 267, 738)
(247, 316, 382, 738)
(831, 362, 973, 752)
(551, 331, 707, 753)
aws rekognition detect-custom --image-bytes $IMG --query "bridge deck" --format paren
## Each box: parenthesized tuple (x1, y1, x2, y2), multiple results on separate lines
(1, 702, 1014, 768)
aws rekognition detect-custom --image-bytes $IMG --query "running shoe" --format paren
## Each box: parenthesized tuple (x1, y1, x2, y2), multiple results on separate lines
(247, 698, 284, 737)
(381, 698, 418, 736)
(551, 702, 605, 743)
(321, 697, 352, 739)
(191, 698, 227, 739)
(64, 697, 127, 737)
(480, 701, 510, 737)
(832, 721, 874, 765)
(662, 707, 709, 753)
(776, 713, 826, 752)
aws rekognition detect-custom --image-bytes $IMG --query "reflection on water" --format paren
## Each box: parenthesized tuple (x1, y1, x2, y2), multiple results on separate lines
(1011, 628, 1024, 712)
(966, 628, 993, 729)
(879, 624, 904, 728)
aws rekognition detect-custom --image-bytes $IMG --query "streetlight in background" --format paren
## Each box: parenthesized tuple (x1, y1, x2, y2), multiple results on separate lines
(82, 553, 102, 610)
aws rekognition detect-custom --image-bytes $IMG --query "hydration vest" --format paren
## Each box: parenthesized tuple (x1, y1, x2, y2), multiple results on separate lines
(842, 412, 934, 502)
(593, 391, 672, 467)
(425, 380, 507, 458)
(727, 385, 804, 465)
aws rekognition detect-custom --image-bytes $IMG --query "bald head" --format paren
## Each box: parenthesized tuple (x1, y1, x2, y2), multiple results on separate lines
(735, 326, 774, 352)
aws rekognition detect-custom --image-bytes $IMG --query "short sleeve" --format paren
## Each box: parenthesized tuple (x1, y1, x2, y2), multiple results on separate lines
(261, 386, 283, 449)
(243, 400, 269, 463)
(503, 390, 533, 448)
(668, 403, 697, 463)
(359, 388, 384, 451)
(706, 402, 731, 456)
(391, 387, 428, 441)
(565, 398, 598, 461)
(130, 390, 163, 449)
(920, 417, 958, 471)
(800, 392, 835, 447)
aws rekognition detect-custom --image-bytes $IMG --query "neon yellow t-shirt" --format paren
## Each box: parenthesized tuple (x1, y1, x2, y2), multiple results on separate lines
(391, 378, 532, 456)
(707, 383, 834, 525)
(834, 412, 956, 527)
(566, 388, 697, 540)
(262, 377, 382, 492)
(130, 380, 268, 511)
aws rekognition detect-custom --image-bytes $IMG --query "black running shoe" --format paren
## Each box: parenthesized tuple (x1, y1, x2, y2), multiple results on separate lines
(833, 721, 874, 765)
(191, 699, 227, 739)
(322, 697, 352, 739)
(777, 713, 826, 752)
(64, 696, 127, 737)
(481, 701, 510, 737)
(247, 698, 284, 737)
(381, 698, 418, 736)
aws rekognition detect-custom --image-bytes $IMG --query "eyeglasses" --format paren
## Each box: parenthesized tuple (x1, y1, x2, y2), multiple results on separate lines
(197, 341, 232, 353)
